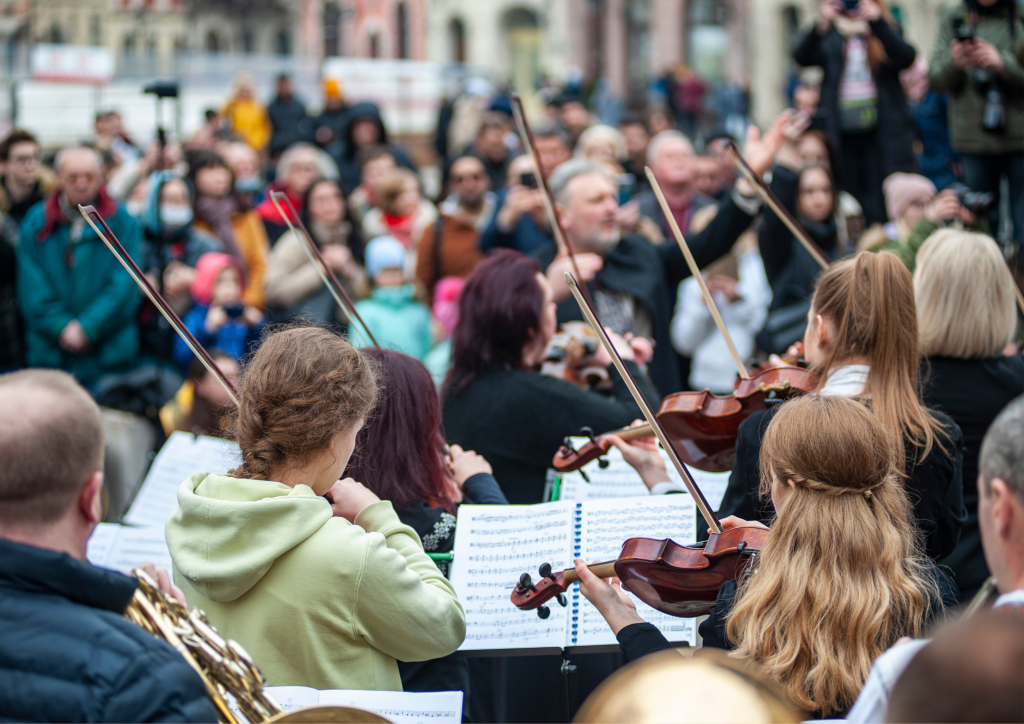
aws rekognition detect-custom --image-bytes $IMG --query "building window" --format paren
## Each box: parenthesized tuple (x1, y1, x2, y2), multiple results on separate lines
(687, 0, 729, 84)
(626, 0, 650, 106)
(276, 28, 292, 55)
(48, 22, 63, 44)
(324, 2, 341, 57)
(369, 30, 379, 58)
(123, 33, 136, 56)
(240, 28, 255, 54)
(396, 1, 408, 59)
(205, 31, 220, 53)
(89, 14, 102, 46)
(448, 18, 465, 64)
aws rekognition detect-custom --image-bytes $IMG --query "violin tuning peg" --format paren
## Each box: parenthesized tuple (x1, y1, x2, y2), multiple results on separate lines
(557, 593, 567, 607)
(539, 562, 552, 579)
(537, 605, 551, 620)
(597, 458, 610, 469)
(519, 572, 533, 590)
(579, 426, 594, 439)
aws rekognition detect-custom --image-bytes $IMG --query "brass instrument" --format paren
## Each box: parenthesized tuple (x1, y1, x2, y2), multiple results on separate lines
(126, 569, 282, 724)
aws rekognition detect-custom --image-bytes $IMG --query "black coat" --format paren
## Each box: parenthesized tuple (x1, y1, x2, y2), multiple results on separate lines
(0, 538, 217, 723)
(923, 354, 1024, 597)
(336, 102, 416, 195)
(793, 20, 918, 176)
(532, 196, 757, 395)
(718, 405, 966, 562)
(267, 96, 313, 156)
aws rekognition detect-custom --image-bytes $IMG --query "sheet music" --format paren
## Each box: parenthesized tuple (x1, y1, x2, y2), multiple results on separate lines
(570, 496, 697, 649)
(86, 523, 172, 574)
(451, 502, 574, 652)
(124, 432, 240, 527)
(317, 689, 463, 723)
(557, 436, 731, 511)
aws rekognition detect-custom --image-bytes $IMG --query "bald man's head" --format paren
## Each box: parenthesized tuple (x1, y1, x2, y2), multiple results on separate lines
(0, 370, 104, 525)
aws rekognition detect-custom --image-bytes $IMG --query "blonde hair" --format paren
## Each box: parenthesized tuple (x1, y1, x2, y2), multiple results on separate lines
(914, 229, 1017, 359)
(575, 124, 627, 161)
(811, 251, 948, 473)
(727, 395, 939, 716)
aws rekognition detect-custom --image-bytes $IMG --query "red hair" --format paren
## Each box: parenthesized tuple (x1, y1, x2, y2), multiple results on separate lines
(442, 250, 544, 396)
(345, 348, 453, 511)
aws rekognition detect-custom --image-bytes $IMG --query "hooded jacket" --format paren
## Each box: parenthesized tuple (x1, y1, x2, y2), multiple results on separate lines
(165, 473, 465, 692)
(353, 284, 433, 360)
(336, 103, 416, 194)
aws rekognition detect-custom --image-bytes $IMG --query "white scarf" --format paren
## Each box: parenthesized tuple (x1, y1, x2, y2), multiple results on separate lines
(819, 364, 870, 397)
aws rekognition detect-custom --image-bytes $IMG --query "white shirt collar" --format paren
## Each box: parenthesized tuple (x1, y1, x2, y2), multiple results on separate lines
(819, 364, 870, 397)
(995, 589, 1024, 608)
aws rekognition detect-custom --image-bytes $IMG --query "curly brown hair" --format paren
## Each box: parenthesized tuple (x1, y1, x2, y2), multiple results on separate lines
(226, 324, 378, 480)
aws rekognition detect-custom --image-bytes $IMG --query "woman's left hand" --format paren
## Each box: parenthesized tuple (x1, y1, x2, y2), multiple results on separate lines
(857, 0, 882, 22)
(448, 444, 493, 487)
(575, 559, 645, 635)
(606, 424, 670, 491)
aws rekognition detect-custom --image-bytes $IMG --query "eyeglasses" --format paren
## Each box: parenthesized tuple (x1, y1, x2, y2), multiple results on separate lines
(10, 154, 40, 165)
(452, 173, 485, 183)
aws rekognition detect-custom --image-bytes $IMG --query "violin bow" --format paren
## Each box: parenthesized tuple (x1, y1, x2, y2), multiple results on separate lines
(78, 205, 240, 406)
(564, 271, 724, 534)
(720, 139, 831, 271)
(644, 166, 749, 380)
(267, 190, 380, 348)
(509, 92, 595, 308)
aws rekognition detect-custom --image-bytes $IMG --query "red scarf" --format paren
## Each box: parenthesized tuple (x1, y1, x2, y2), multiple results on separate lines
(256, 182, 303, 225)
(37, 186, 118, 243)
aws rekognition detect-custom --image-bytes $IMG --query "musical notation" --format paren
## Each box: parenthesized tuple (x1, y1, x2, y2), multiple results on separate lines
(256, 687, 463, 723)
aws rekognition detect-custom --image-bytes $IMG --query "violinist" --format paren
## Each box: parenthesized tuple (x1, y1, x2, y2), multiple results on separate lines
(441, 250, 658, 504)
(577, 394, 957, 719)
(344, 347, 505, 705)
(719, 251, 966, 561)
(165, 325, 466, 691)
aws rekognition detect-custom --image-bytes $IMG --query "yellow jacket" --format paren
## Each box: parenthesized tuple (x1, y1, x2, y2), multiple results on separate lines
(222, 98, 271, 152)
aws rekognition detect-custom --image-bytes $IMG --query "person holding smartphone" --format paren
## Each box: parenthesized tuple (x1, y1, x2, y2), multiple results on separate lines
(794, 0, 918, 226)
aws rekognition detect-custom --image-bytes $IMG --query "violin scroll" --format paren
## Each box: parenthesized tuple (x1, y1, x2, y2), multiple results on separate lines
(512, 564, 571, 619)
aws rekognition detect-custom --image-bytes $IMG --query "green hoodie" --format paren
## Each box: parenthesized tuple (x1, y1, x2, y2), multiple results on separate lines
(165, 473, 466, 691)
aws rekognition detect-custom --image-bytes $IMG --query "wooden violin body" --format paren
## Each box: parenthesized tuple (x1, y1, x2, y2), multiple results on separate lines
(553, 363, 818, 473)
(542, 321, 610, 389)
(511, 525, 769, 618)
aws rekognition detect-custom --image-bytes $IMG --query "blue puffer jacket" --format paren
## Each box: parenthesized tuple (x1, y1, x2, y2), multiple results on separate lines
(0, 538, 217, 723)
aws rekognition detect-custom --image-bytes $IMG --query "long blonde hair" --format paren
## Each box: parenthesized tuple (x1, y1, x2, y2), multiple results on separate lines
(914, 229, 1018, 359)
(726, 395, 939, 715)
(811, 251, 948, 473)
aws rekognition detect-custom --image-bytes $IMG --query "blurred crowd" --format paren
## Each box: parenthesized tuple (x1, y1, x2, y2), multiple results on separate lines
(0, 0, 1021, 507)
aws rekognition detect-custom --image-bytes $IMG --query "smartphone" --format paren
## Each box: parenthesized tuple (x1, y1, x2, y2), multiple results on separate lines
(617, 173, 636, 205)
(952, 18, 975, 42)
(224, 305, 245, 319)
(808, 111, 828, 132)
(842, 0, 859, 12)
(520, 171, 538, 189)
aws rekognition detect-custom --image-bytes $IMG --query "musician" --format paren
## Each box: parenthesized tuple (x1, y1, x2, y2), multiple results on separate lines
(345, 348, 505, 705)
(719, 251, 966, 561)
(441, 250, 659, 504)
(165, 326, 466, 691)
(846, 394, 1024, 722)
(914, 230, 1024, 600)
(0, 369, 217, 723)
(534, 118, 784, 394)
(577, 394, 956, 718)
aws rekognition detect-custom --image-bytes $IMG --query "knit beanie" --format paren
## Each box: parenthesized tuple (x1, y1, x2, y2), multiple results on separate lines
(191, 252, 244, 305)
(883, 173, 936, 221)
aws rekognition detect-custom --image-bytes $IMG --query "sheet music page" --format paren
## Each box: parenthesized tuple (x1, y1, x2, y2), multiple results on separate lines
(451, 502, 574, 652)
(86, 522, 120, 567)
(316, 689, 463, 723)
(257, 686, 319, 712)
(558, 436, 731, 511)
(569, 496, 698, 649)
(103, 525, 173, 574)
(124, 432, 240, 527)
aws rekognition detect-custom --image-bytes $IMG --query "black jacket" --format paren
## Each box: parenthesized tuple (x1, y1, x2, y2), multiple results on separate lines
(532, 195, 757, 395)
(793, 20, 918, 175)
(0, 538, 217, 723)
(443, 362, 659, 504)
(336, 102, 416, 194)
(759, 166, 843, 313)
(267, 95, 313, 156)
(719, 405, 966, 561)
(923, 354, 1024, 597)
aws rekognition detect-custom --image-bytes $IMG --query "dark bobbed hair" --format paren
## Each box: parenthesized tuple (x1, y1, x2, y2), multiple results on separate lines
(301, 176, 364, 264)
(187, 148, 251, 211)
(797, 164, 839, 219)
(442, 249, 544, 396)
(345, 348, 452, 511)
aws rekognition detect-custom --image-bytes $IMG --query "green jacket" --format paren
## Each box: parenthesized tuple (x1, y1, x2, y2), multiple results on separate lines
(16, 200, 142, 389)
(353, 284, 433, 360)
(876, 218, 940, 271)
(929, 3, 1024, 153)
(165, 473, 466, 691)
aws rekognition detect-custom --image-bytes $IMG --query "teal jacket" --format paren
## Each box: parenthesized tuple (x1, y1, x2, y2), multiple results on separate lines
(353, 284, 433, 360)
(17, 199, 143, 389)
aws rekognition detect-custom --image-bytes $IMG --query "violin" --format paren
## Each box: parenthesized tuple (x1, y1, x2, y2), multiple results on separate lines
(553, 360, 817, 473)
(542, 321, 611, 390)
(512, 526, 769, 618)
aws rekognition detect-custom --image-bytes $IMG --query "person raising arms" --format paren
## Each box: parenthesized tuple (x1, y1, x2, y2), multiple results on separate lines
(165, 326, 466, 691)
(441, 250, 657, 504)
(345, 347, 506, 704)
(577, 394, 956, 719)
(719, 251, 965, 561)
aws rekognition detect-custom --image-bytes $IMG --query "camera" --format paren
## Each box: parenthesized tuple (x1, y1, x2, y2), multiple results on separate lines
(842, 0, 860, 13)
(143, 81, 179, 99)
(952, 18, 975, 42)
(519, 171, 538, 189)
(972, 69, 1006, 133)
(950, 183, 996, 216)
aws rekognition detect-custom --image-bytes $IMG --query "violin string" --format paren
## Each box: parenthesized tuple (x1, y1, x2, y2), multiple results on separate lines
(78, 205, 240, 408)
(510, 93, 595, 310)
(268, 191, 381, 348)
(564, 271, 724, 533)
(721, 140, 831, 271)
(644, 166, 750, 380)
